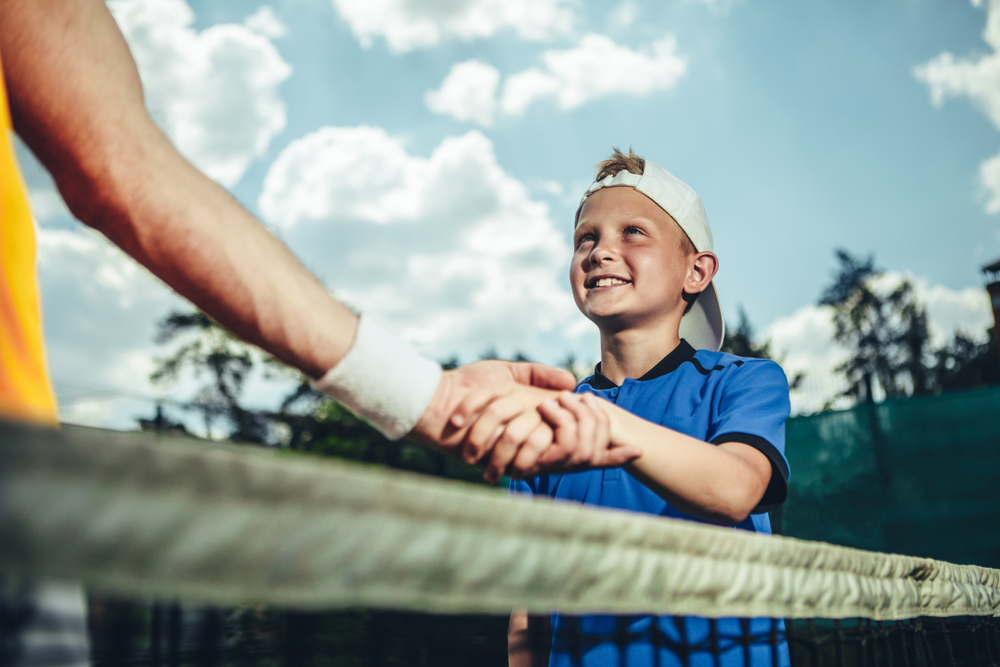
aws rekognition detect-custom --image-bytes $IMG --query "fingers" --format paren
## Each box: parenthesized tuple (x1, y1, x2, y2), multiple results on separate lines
(449, 384, 637, 483)
(449, 382, 515, 430)
(507, 422, 556, 478)
(558, 392, 599, 468)
(569, 393, 640, 467)
(598, 443, 644, 467)
(532, 392, 640, 473)
(461, 387, 555, 466)
(481, 411, 547, 484)
(533, 394, 583, 469)
(507, 362, 577, 391)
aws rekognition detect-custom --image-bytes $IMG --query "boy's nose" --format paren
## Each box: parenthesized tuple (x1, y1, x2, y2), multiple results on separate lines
(589, 243, 617, 265)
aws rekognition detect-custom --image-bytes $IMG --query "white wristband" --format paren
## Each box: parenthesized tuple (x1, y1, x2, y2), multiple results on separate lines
(311, 315, 442, 441)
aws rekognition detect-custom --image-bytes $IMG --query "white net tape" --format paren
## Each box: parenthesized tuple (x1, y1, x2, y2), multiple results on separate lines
(0, 421, 998, 619)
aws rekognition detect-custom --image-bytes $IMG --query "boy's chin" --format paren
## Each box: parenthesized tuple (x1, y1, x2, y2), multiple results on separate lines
(583, 308, 681, 334)
(583, 309, 639, 332)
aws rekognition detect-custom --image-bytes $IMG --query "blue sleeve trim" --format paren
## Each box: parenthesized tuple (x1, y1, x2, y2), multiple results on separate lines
(709, 431, 788, 512)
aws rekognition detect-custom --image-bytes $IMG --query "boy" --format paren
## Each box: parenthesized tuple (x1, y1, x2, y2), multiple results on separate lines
(503, 149, 791, 667)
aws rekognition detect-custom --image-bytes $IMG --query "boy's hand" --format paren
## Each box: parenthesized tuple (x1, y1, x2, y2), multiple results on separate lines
(451, 385, 641, 483)
(532, 392, 628, 473)
(410, 359, 576, 453)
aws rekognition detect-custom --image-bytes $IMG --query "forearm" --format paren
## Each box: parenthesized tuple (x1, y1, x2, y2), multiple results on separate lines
(81, 139, 356, 378)
(0, 0, 356, 378)
(601, 402, 770, 525)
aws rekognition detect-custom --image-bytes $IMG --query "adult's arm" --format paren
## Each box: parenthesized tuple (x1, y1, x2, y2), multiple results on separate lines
(0, 0, 592, 453)
(0, 0, 354, 378)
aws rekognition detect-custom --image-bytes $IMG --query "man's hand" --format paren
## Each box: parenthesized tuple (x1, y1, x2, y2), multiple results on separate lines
(470, 389, 640, 483)
(416, 369, 641, 483)
(409, 359, 576, 455)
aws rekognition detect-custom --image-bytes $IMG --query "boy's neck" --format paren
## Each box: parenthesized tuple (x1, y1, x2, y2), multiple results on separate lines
(598, 323, 682, 386)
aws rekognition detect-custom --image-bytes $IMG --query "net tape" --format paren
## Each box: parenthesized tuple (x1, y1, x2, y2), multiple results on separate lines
(0, 421, 997, 620)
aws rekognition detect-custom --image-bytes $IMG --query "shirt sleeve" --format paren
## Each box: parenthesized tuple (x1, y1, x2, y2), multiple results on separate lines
(707, 359, 791, 513)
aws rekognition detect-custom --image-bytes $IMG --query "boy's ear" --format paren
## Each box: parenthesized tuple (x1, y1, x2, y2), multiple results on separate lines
(684, 251, 718, 294)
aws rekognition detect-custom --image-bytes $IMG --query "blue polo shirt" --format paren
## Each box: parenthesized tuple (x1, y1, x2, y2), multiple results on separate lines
(510, 340, 791, 667)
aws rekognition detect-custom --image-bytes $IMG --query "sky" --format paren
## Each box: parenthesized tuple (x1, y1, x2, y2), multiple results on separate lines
(19, 0, 1000, 427)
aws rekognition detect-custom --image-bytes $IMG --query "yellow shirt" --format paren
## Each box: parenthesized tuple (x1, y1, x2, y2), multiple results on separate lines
(0, 48, 58, 425)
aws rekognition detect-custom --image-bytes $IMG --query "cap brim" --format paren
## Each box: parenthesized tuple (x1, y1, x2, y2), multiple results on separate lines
(679, 281, 725, 351)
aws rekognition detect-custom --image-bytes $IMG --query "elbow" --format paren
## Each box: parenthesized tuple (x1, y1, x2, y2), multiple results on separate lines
(36, 115, 167, 236)
(703, 479, 765, 526)
(710, 504, 753, 527)
(57, 167, 123, 233)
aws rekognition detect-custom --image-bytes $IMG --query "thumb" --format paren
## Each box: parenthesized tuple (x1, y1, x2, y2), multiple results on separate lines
(508, 362, 577, 391)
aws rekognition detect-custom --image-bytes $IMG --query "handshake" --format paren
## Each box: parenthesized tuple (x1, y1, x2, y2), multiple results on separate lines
(410, 359, 643, 484)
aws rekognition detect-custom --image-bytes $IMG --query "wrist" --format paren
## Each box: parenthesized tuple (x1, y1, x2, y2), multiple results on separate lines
(311, 315, 442, 440)
(599, 402, 638, 452)
(410, 370, 459, 447)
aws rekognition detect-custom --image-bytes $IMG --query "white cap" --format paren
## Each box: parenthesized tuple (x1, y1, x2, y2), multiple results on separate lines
(577, 159, 725, 351)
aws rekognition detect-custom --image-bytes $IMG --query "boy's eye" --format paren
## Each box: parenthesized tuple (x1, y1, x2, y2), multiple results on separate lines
(624, 226, 642, 236)
(575, 233, 595, 248)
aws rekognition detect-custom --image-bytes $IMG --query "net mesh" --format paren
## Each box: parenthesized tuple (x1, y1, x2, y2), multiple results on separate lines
(73, 601, 1000, 666)
(1, 420, 999, 667)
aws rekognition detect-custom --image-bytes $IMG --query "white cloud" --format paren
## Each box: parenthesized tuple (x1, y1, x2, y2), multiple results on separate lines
(610, 1, 638, 28)
(35, 228, 186, 427)
(36, 226, 306, 432)
(244, 6, 288, 39)
(919, 280, 993, 343)
(259, 127, 588, 360)
(501, 34, 687, 115)
(425, 60, 501, 127)
(763, 272, 994, 414)
(915, 0, 1000, 212)
(427, 35, 687, 126)
(329, 0, 574, 53)
(109, 0, 292, 187)
(765, 304, 851, 415)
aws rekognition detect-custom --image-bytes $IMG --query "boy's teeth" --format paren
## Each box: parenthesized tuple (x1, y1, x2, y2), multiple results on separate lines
(596, 278, 627, 287)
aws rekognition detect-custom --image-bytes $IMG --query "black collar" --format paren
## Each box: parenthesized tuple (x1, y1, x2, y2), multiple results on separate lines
(585, 339, 697, 390)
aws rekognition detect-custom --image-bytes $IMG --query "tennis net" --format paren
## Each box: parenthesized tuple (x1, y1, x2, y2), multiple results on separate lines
(1, 420, 998, 666)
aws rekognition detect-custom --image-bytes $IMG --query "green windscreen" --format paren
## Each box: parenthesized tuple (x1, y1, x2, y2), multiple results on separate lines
(779, 385, 1000, 568)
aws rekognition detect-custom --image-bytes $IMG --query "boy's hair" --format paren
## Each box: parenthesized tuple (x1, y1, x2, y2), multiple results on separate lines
(594, 148, 698, 256)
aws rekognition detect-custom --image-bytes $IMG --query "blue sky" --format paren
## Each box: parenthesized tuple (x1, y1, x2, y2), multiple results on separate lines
(20, 0, 1000, 425)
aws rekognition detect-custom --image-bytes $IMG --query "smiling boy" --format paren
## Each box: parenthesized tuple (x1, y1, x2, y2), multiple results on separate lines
(506, 149, 792, 667)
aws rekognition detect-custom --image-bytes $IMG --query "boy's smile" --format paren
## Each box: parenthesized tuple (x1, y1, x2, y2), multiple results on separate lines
(571, 186, 693, 332)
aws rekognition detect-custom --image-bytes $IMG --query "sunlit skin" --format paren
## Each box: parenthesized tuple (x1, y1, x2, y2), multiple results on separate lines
(571, 186, 704, 383)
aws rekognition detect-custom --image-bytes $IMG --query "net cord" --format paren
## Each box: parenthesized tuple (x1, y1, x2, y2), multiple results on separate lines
(0, 421, 997, 619)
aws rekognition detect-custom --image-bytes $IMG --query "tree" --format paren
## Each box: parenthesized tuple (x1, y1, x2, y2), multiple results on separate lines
(929, 327, 1000, 392)
(818, 249, 999, 403)
(146, 309, 498, 484)
(721, 307, 773, 360)
(150, 311, 272, 443)
(819, 250, 933, 402)
(720, 308, 804, 392)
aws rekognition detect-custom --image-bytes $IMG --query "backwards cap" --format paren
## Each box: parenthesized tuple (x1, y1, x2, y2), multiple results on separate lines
(577, 159, 725, 351)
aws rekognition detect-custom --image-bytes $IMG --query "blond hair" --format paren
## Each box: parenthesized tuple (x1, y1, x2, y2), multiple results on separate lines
(590, 148, 697, 256)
